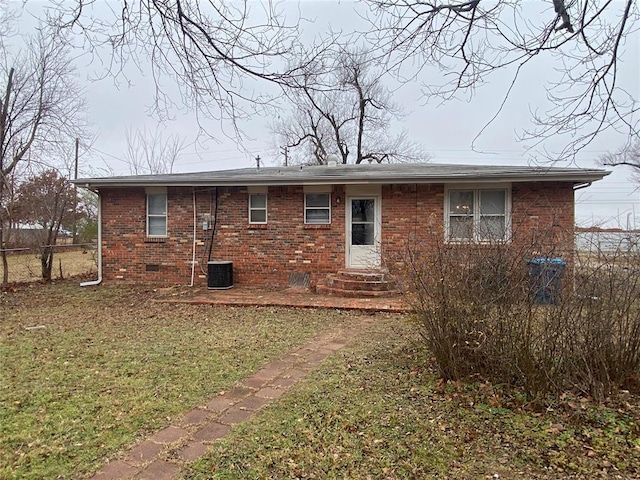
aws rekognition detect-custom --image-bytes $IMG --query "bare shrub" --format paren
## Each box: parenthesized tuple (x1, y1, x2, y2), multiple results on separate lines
(395, 228, 640, 400)
(570, 234, 640, 396)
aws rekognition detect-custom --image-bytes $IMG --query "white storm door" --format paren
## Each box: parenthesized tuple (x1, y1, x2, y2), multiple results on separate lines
(347, 197, 381, 268)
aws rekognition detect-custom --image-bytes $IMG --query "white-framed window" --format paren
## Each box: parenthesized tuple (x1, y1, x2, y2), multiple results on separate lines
(147, 192, 167, 237)
(305, 192, 331, 224)
(249, 193, 267, 224)
(446, 186, 510, 242)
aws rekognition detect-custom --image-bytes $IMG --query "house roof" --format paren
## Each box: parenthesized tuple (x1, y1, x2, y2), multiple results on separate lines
(75, 163, 609, 189)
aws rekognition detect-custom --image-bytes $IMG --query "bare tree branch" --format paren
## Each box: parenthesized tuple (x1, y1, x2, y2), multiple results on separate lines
(600, 139, 640, 184)
(124, 126, 188, 175)
(44, 0, 330, 143)
(363, 0, 639, 162)
(272, 47, 429, 165)
(0, 19, 87, 283)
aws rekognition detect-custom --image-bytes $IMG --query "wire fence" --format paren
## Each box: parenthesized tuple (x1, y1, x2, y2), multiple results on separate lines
(575, 230, 639, 254)
(0, 244, 98, 283)
(0, 243, 97, 254)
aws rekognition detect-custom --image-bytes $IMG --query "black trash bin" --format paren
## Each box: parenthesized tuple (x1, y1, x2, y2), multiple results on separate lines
(207, 261, 233, 289)
(526, 257, 566, 304)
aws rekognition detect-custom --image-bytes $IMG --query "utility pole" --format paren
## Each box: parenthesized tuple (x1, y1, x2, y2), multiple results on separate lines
(74, 138, 79, 180)
(280, 146, 289, 166)
(72, 138, 79, 244)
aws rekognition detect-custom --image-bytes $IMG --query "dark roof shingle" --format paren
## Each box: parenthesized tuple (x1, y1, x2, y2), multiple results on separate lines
(75, 162, 609, 188)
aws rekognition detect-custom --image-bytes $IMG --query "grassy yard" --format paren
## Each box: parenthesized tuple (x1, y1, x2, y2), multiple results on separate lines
(0, 249, 96, 283)
(184, 317, 640, 479)
(0, 281, 352, 479)
(2, 282, 639, 479)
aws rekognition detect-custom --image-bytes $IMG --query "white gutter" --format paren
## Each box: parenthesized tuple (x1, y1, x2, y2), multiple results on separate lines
(76, 174, 610, 189)
(189, 188, 196, 287)
(80, 193, 102, 287)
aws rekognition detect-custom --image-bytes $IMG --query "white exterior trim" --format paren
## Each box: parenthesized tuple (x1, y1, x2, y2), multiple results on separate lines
(444, 183, 512, 243)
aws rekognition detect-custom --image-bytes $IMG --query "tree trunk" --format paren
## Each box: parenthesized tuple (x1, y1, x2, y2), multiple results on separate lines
(1, 250, 8, 284)
(41, 223, 58, 282)
(41, 245, 53, 281)
(0, 222, 8, 284)
(0, 164, 6, 284)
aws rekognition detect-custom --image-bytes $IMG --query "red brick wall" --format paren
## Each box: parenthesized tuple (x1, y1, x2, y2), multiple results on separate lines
(100, 187, 203, 285)
(381, 183, 444, 268)
(100, 186, 346, 286)
(380, 182, 575, 275)
(511, 182, 575, 258)
(99, 181, 575, 286)
(209, 185, 345, 287)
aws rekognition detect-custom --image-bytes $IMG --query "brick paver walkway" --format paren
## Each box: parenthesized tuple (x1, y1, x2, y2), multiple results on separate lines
(155, 285, 408, 313)
(90, 318, 371, 480)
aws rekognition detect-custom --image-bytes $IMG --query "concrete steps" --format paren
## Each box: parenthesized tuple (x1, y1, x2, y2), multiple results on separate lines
(316, 269, 400, 298)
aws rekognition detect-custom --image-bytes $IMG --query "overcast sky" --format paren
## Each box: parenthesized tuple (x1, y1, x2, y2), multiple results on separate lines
(14, 0, 640, 228)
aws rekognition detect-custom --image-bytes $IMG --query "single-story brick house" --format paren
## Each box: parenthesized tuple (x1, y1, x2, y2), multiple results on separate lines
(75, 163, 608, 293)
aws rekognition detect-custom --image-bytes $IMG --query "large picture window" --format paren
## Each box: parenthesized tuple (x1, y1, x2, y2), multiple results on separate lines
(147, 193, 167, 237)
(249, 193, 267, 224)
(447, 188, 509, 242)
(305, 193, 331, 224)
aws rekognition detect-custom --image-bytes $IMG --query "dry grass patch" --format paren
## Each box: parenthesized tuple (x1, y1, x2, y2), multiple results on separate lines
(0, 249, 96, 283)
(0, 281, 352, 479)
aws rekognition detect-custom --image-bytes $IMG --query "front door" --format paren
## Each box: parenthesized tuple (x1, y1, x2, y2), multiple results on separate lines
(347, 197, 381, 268)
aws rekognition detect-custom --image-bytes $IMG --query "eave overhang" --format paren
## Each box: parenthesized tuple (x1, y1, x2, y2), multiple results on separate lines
(74, 163, 610, 190)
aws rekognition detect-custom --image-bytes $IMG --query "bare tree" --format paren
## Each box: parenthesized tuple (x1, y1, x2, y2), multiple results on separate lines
(600, 139, 640, 184)
(42, 1, 638, 161)
(45, 0, 324, 141)
(125, 127, 188, 175)
(362, 0, 639, 162)
(0, 21, 87, 283)
(13, 169, 81, 281)
(272, 48, 427, 165)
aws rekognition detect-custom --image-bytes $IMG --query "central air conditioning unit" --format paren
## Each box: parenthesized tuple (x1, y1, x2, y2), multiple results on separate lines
(207, 261, 233, 289)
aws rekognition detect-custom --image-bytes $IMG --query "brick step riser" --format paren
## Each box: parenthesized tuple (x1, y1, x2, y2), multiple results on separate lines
(316, 284, 400, 298)
(326, 277, 392, 292)
(334, 271, 387, 282)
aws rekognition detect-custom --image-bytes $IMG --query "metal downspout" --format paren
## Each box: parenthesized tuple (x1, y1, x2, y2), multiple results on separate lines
(190, 188, 196, 287)
(80, 193, 102, 286)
